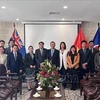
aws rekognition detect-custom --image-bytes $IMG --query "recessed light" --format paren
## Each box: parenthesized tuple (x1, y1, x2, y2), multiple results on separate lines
(1, 6, 6, 9)
(62, 18, 65, 20)
(16, 18, 19, 21)
(63, 6, 68, 9)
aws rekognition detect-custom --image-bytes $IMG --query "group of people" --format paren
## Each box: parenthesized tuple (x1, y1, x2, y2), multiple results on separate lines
(0, 39, 100, 91)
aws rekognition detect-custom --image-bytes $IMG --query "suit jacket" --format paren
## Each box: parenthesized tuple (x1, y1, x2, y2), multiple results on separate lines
(25, 53, 36, 68)
(5, 47, 11, 55)
(48, 49, 60, 67)
(0, 54, 7, 67)
(7, 52, 23, 74)
(78, 48, 91, 68)
(59, 50, 68, 70)
(89, 48, 97, 67)
(67, 53, 80, 69)
(94, 52, 100, 68)
(35, 48, 48, 68)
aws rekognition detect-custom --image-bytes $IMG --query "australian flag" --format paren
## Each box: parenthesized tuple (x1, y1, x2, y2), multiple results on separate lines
(9, 28, 26, 59)
(93, 27, 100, 48)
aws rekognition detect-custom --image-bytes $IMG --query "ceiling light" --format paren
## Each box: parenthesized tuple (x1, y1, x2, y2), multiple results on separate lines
(62, 18, 65, 20)
(1, 6, 6, 9)
(16, 18, 19, 21)
(63, 6, 68, 9)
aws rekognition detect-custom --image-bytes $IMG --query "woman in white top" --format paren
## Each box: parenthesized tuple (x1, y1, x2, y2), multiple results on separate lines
(59, 42, 68, 88)
(0, 46, 7, 76)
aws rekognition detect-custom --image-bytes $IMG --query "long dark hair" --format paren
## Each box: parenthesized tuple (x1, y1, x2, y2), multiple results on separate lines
(60, 42, 66, 50)
(68, 45, 78, 56)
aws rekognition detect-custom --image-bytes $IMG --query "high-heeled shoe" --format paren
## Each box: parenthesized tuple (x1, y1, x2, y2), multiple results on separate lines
(28, 88, 31, 91)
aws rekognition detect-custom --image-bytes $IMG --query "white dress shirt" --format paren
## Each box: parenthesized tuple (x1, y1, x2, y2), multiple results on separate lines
(13, 52, 17, 60)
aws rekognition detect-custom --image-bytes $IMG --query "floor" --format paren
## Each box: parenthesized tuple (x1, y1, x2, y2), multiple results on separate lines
(8, 83, 83, 100)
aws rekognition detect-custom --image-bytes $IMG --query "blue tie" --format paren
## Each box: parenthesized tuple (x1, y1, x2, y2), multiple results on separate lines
(51, 49, 54, 57)
(14, 53, 17, 60)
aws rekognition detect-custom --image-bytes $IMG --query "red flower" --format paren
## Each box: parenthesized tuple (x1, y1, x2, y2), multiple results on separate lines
(40, 71, 45, 75)
(59, 74, 61, 76)
(41, 65, 44, 68)
(49, 73, 52, 75)
(45, 74, 50, 77)
(54, 71, 58, 75)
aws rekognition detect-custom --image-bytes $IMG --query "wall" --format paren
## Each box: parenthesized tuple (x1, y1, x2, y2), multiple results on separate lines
(82, 21, 98, 41)
(0, 21, 99, 48)
(0, 22, 24, 47)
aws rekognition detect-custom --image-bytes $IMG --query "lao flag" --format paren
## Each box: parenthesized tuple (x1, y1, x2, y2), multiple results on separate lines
(9, 28, 26, 58)
(93, 27, 100, 48)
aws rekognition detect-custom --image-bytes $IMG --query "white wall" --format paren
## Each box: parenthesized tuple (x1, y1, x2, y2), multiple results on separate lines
(25, 24, 78, 52)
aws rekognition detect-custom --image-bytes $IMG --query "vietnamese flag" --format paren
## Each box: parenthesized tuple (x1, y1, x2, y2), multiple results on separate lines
(74, 27, 88, 51)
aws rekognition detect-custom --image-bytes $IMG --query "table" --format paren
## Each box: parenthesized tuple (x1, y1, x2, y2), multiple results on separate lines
(28, 82, 65, 100)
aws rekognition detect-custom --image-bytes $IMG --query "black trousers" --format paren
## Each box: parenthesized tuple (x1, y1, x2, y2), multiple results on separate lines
(59, 66, 67, 88)
(89, 63, 95, 73)
(0, 64, 6, 85)
(79, 67, 89, 80)
(0, 64, 6, 76)
(68, 68, 79, 88)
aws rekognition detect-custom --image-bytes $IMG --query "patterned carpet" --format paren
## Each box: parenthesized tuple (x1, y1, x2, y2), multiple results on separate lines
(8, 83, 83, 100)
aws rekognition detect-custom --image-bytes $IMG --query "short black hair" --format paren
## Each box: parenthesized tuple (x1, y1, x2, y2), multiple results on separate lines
(9, 40, 15, 43)
(89, 40, 94, 44)
(38, 41, 44, 45)
(28, 45, 33, 49)
(81, 40, 87, 44)
(60, 42, 66, 50)
(50, 41, 55, 44)
(0, 40, 5, 43)
(12, 44, 18, 48)
(0, 46, 4, 50)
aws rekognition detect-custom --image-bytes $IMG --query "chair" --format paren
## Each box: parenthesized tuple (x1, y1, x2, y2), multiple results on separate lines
(83, 78, 100, 100)
(80, 67, 100, 96)
(0, 73, 22, 95)
(0, 80, 15, 100)
(7, 73, 22, 95)
(80, 73, 97, 96)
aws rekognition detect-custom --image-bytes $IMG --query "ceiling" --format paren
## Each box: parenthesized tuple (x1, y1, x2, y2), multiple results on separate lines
(0, 0, 100, 22)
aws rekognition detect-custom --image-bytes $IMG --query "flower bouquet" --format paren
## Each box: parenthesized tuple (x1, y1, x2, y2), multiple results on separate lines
(37, 59, 59, 88)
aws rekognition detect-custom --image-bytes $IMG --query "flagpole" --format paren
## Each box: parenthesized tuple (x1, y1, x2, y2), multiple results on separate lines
(98, 23, 100, 27)
(78, 24, 81, 33)
(79, 24, 82, 28)
(13, 23, 16, 30)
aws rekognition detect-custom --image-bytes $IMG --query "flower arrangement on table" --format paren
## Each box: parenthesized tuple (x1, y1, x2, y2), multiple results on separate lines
(37, 59, 59, 87)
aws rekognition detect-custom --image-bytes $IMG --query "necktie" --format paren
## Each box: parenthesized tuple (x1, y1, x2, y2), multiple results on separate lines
(14, 52, 17, 60)
(92, 48, 93, 53)
(83, 49, 86, 54)
(51, 49, 54, 57)
(40, 49, 43, 55)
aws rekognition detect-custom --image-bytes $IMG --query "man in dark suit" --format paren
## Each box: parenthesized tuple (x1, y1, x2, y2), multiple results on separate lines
(78, 40, 91, 80)
(35, 41, 48, 69)
(0, 40, 6, 53)
(7, 44, 23, 76)
(5, 40, 15, 55)
(48, 41, 60, 68)
(88, 40, 97, 73)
